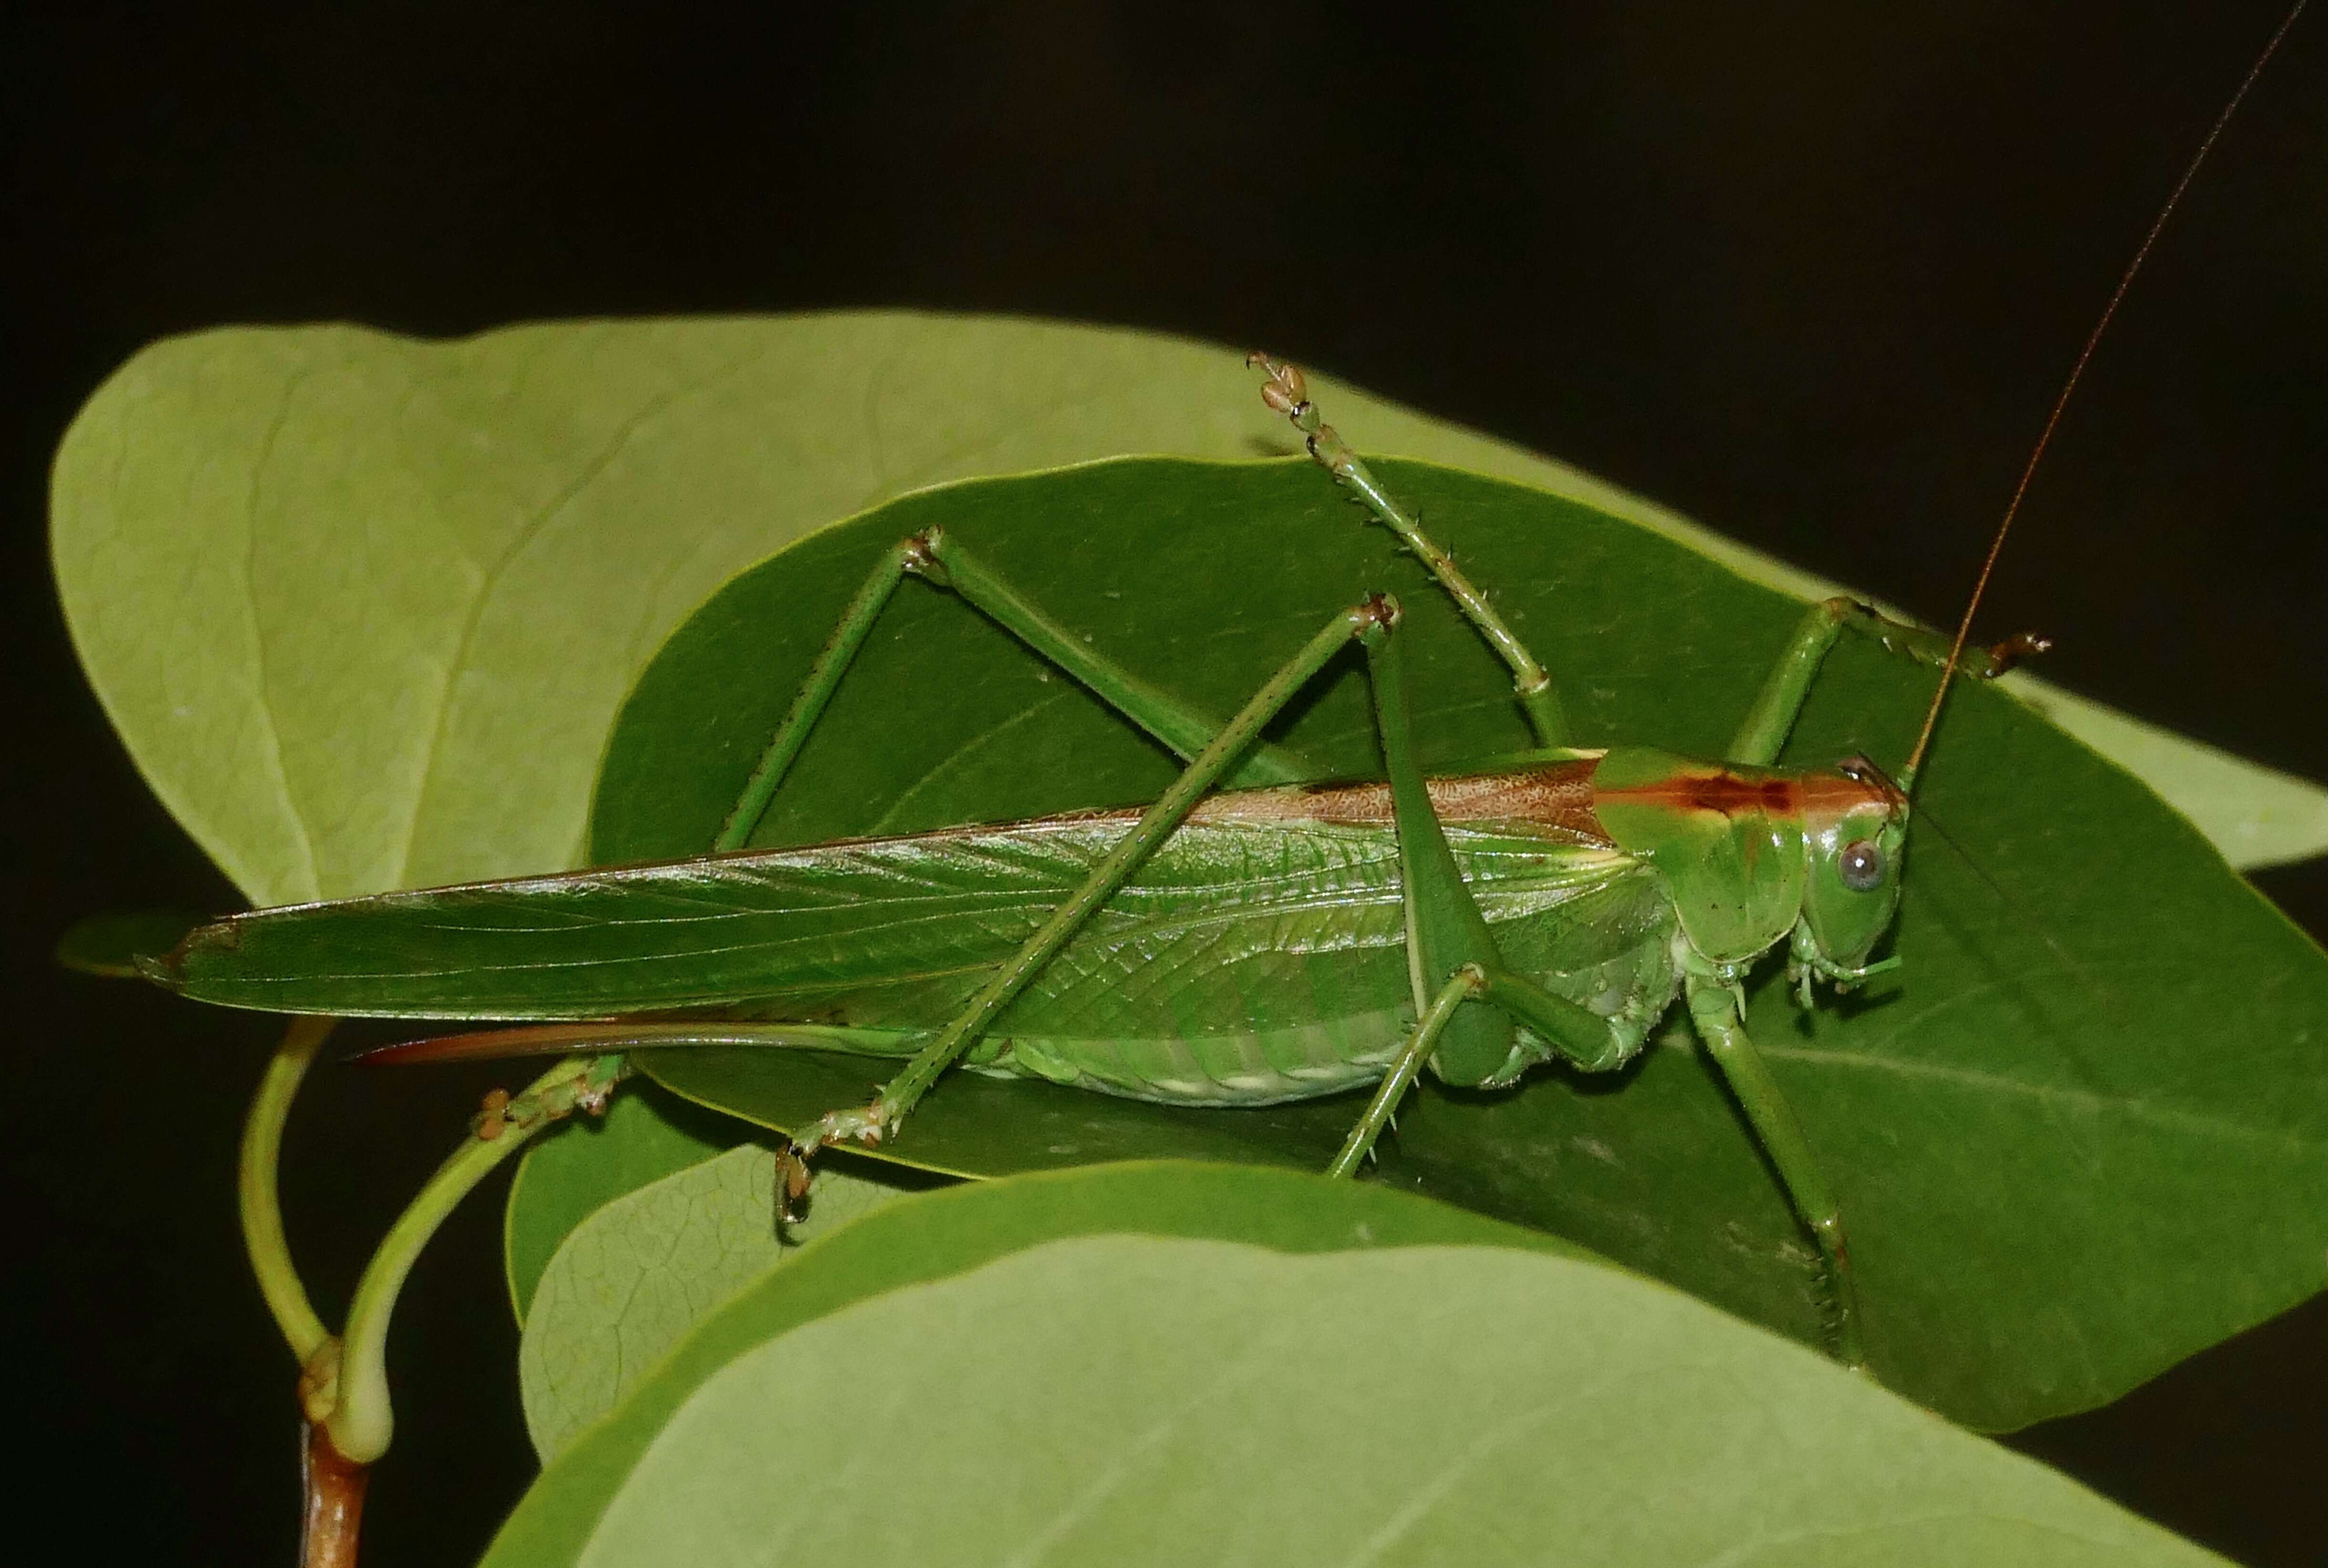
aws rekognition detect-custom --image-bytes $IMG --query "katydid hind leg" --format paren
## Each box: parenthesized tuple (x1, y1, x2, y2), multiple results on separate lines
(1326, 969, 1480, 1179)
(792, 600, 1386, 1155)
(718, 538, 917, 851)
(1360, 604, 1519, 1086)
(734, 353, 1578, 851)
(1324, 612, 1625, 1172)
(915, 529, 1314, 785)
(1322, 963, 1624, 1180)
(1684, 972, 1867, 1369)
(1361, 612, 1625, 1081)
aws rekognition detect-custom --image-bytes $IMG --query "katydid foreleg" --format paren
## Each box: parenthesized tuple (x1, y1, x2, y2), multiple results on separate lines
(1728, 594, 2048, 770)
(1685, 974, 1866, 1369)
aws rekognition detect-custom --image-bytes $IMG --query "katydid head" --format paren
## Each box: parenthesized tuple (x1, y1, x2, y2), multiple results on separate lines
(1792, 756, 1910, 989)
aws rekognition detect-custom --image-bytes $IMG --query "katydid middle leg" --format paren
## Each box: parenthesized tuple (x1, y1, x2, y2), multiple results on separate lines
(1327, 967, 1482, 1178)
(717, 526, 1316, 852)
(1324, 960, 1631, 1180)
(1252, 354, 1568, 747)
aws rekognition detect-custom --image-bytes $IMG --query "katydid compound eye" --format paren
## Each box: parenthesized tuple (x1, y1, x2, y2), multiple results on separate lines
(1838, 839, 1885, 892)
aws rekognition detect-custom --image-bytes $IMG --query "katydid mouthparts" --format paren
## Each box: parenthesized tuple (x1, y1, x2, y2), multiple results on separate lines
(132, 2, 2309, 1379)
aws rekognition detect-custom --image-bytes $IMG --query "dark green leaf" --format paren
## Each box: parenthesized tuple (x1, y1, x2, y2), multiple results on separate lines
(590, 457, 2328, 1432)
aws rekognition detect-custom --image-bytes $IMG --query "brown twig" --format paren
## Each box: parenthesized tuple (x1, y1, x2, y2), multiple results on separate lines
(300, 1423, 369, 1568)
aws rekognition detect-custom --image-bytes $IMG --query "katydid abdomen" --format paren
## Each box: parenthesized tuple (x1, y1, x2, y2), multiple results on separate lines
(151, 760, 1686, 1106)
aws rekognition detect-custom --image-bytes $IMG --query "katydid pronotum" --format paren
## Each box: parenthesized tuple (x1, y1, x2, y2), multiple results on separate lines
(129, 3, 2306, 1409)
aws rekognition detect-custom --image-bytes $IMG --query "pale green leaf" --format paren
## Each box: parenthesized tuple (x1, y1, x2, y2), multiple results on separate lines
(518, 1149, 904, 1463)
(52, 315, 2320, 911)
(494, 1168, 2225, 1568)
(504, 1084, 745, 1323)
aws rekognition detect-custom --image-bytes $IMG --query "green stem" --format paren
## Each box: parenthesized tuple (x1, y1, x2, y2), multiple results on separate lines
(238, 1015, 335, 1364)
(325, 1054, 629, 1464)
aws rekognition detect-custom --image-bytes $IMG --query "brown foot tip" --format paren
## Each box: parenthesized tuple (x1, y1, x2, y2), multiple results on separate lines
(774, 1141, 816, 1230)
(1355, 593, 1402, 633)
(1248, 351, 1306, 413)
(472, 1087, 513, 1141)
(1982, 630, 2053, 676)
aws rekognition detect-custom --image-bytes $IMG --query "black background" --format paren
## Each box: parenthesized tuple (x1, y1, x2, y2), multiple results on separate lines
(5, 3, 2323, 1564)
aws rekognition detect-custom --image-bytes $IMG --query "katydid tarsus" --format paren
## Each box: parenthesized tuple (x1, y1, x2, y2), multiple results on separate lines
(135, 5, 2307, 1387)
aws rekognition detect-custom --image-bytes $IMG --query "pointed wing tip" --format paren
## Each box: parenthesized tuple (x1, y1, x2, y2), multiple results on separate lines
(131, 951, 181, 988)
(354, 1027, 587, 1067)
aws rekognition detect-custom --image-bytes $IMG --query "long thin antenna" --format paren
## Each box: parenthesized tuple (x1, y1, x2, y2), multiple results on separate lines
(1900, 0, 2307, 788)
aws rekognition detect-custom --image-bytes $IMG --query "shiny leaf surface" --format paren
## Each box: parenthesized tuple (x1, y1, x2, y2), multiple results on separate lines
(489, 1166, 2224, 1568)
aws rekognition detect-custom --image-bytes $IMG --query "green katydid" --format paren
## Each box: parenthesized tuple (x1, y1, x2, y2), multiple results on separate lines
(141, 339, 2059, 1370)
(127, 7, 2309, 1384)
